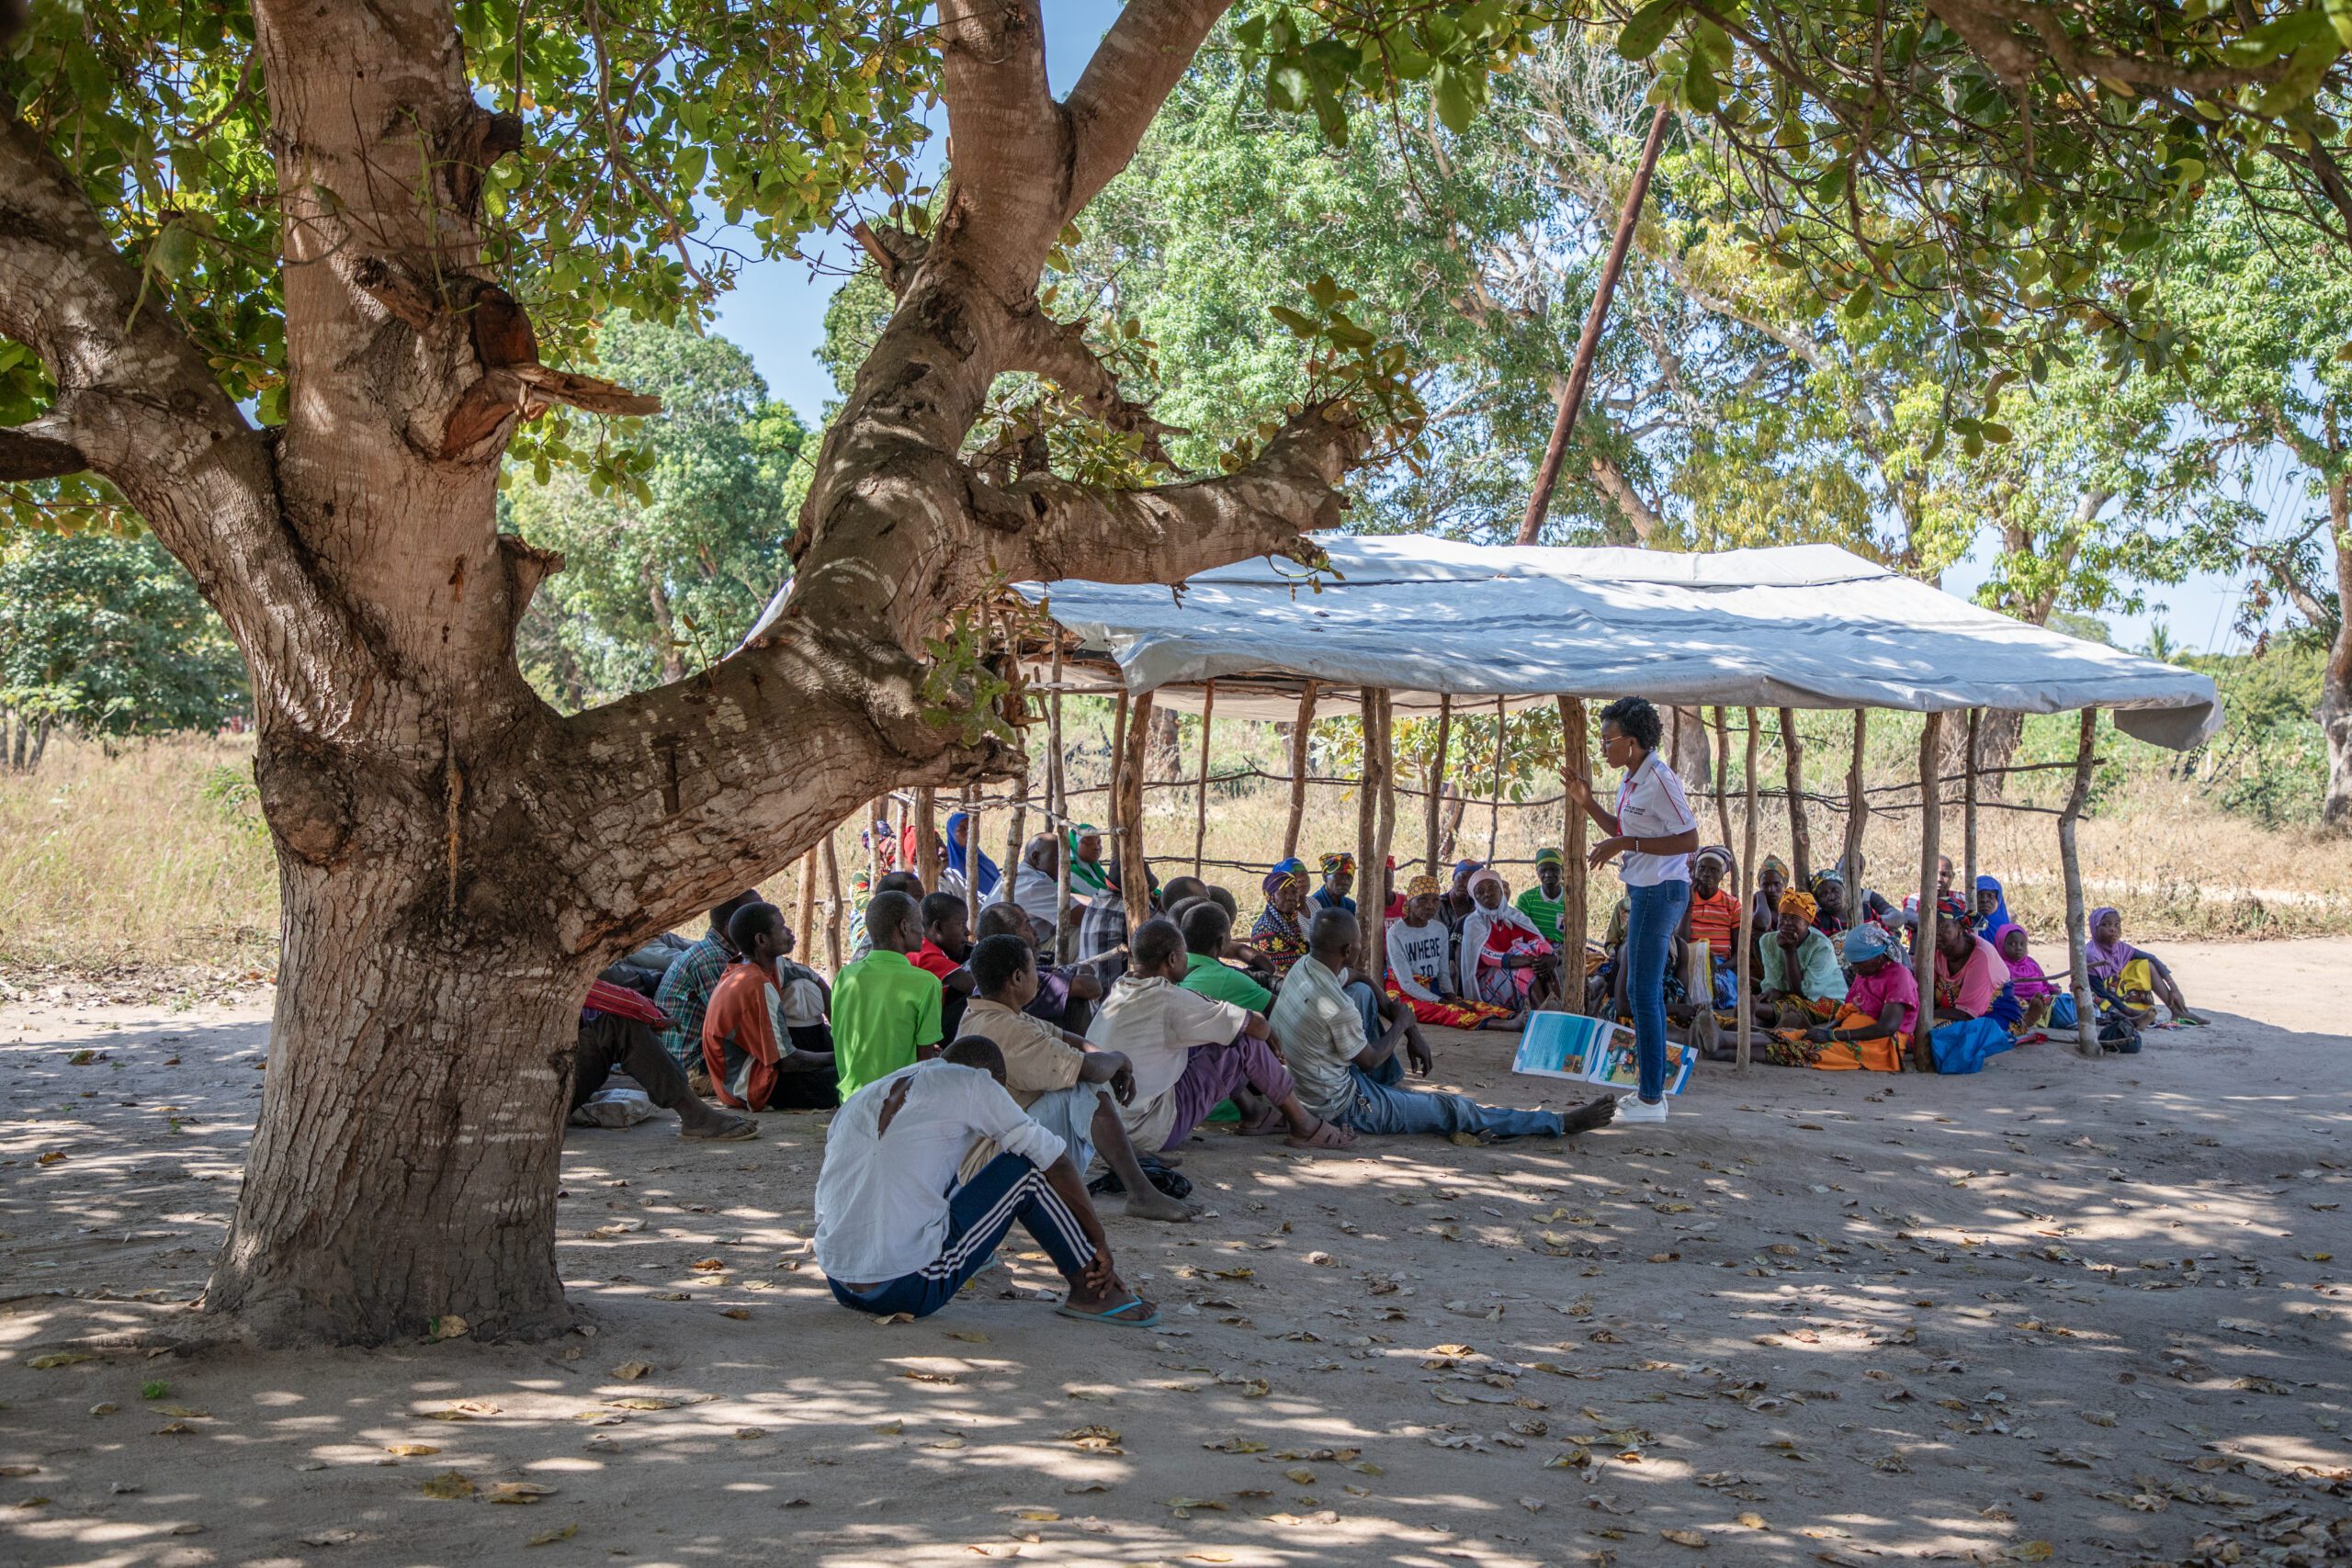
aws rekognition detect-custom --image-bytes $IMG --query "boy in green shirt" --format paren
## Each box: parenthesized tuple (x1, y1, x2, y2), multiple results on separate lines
(1516, 848, 1567, 946)
(1176, 901, 1274, 1010)
(832, 890, 944, 1097)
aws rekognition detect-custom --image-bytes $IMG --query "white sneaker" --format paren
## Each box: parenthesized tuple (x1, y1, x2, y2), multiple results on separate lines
(1615, 1096, 1668, 1123)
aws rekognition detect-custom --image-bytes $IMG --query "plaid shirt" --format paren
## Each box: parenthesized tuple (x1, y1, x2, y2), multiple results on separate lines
(653, 933, 731, 1071)
(1076, 891, 1129, 964)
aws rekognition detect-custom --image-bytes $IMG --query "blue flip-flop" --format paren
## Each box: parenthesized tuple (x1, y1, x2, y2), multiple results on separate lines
(1055, 1295, 1159, 1328)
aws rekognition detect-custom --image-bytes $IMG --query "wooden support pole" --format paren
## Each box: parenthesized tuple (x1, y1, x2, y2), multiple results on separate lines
(1841, 710, 1870, 930)
(868, 795, 888, 879)
(1487, 694, 1506, 862)
(1423, 693, 1452, 874)
(1738, 706, 1758, 1069)
(1193, 681, 1216, 878)
(1003, 778, 1026, 910)
(960, 783, 979, 932)
(1049, 640, 1074, 964)
(1282, 681, 1319, 862)
(2060, 706, 2100, 1056)
(1557, 695, 1589, 1012)
(1372, 691, 1398, 949)
(1912, 710, 1944, 1072)
(1356, 690, 1381, 966)
(1780, 708, 1812, 885)
(1963, 707, 1982, 903)
(796, 850, 819, 965)
(1517, 101, 1673, 546)
(1118, 689, 1153, 899)
(820, 829, 844, 975)
(913, 787, 939, 892)
(1711, 705, 1735, 851)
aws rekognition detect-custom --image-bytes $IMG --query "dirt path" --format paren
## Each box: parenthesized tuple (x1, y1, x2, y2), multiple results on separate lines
(5, 941, 2349, 1568)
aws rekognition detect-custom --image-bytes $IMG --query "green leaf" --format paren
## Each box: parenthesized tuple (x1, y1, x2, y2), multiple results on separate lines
(1432, 64, 1476, 133)
(1617, 0, 1682, 61)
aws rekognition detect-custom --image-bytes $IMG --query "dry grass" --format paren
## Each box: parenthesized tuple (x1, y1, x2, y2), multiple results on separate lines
(2, 726, 2345, 982)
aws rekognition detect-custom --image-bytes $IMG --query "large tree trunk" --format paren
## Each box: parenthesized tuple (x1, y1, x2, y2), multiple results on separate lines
(2322, 475, 2352, 832)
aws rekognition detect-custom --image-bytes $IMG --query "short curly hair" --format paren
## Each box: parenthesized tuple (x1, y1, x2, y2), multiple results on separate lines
(1598, 695, 1664, 751)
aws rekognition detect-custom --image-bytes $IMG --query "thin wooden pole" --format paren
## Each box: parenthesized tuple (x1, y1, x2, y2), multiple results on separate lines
(1003, 777, 1026, 911)
(1117, 690, 1153, 901)
(1557, 695, 1589, 1012)
(1516, 101, 1673, 546)
(1049, 640, 1074, 964)
(1422, 693, 1452, 874)
(820, 829, 844, 975)
(1372, 691, 1398, 946)
(960, 782, 980, 932)
(1193, 681, 1216, 878)
(1840, 710, 1870, 931)
(796, 850, 819, 964)
(1487, 694, 1506, 862)
(868, 795, 888, 880)
(1962, 707, 1982, 905)
(1710, 705, 1734, 851)
(1282, 681, 1319, 862)
(1357, 690, 1381, 966)
(1780, 707, 1812, 884)
(2059, 707, 2100, 1056)
(1912, 710, 1944, 1072)
(913, 787, 939, 892)
(1738, 706, 1758, 1070)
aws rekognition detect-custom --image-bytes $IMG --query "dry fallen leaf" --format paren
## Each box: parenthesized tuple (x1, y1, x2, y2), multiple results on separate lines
(1661, 1527, 1708, 1548)
(613, 1360, 654, 1380)
(488, 1482, 558, 1505)
(1167, 1497, 1228, 1511)
(946, 1329, 989, 1343)
(386, 1444, 440, 1458)
(526, 1525, 579, 1547)
(2013, 1545, 2053, 1562)
(418, 1472, 476, 1500)
(606, 1395, 682, 1411)
(27, 1352, 97, 1370)
(1063, 1425, 1123, 1453)
(1736, 1512, 1769, 1529)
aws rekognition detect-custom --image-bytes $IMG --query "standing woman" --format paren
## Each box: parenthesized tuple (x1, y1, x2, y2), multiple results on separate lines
(1564, 697, 1701, 1123)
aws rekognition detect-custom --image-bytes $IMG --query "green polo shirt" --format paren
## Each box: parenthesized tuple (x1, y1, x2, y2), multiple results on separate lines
(831, 949, 944, 1098)
(1180, 951, 1272, 1012)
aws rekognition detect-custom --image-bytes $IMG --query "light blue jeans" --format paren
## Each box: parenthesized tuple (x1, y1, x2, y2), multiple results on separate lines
(1624, 879, 1690, 1102)
(1346, 980, 1382, 1043)
(1334, 1055, 1564, 1140)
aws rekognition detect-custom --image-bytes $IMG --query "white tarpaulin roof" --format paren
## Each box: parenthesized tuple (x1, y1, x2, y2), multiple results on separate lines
(1015, 535, 2223, 750)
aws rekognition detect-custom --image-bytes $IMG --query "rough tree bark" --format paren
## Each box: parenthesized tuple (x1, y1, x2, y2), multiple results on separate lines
(0, 0, 1363, 1344)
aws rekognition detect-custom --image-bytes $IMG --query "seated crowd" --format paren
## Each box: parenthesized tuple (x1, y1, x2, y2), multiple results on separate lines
(573, 829, 2194, 1328)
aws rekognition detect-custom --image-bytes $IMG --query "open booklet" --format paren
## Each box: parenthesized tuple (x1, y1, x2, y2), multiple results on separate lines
(1510, 1011, 1696, 1097)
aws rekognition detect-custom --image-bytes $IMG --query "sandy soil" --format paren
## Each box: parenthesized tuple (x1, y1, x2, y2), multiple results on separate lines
(3, 940, 2349, 1568)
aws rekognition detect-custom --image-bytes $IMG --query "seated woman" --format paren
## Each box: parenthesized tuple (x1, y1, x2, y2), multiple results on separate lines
(1385, 874, 1521, 1031)
(1755, 891, 1847, 1029)
(1310, 853, 1358, 914)
(2086, 907, 2203, 1024)
(1971, 874, 2010, 937)
(1932, 909, 2018, 1027)
(1994, 923, 2073, 1032)
(1681, 846, 1742, 1010)
(1458, 867, 1557, 1013)
(1751, 855, 1791, 964)
(1250, 859, 1314, 977)
(1760, 924, 1913, 1072)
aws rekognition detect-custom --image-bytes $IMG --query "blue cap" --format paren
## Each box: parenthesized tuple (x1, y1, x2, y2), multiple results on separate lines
(1843, 924, 1894, 964)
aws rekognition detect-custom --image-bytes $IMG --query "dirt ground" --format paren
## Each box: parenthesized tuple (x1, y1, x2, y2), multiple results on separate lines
(3, 940, 2348, 1568)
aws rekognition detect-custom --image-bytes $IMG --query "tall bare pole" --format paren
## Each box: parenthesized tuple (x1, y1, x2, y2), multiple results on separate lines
(1912, 711, 1944, 1072)
(1193, 681, 1216, 878)
(1710, 705, 1735, 851)
(1840, 710, 1870, 931)
(1517, 102, 1673, 545)
(959, 782, 979, 932)
(1117, 691, 1154, 898)
(820, 829, 844, 975)
(1487, 694, 1507, 862)
(1779, 708, 1812, 883)
(913, 787, 939, 892)
(1371, 692, 1398, 950)
(1281, 681, 1319, 862)
(1356, 691, 1381, 967)
(1738, 707, 1758, 1069)
(1422, 694, 1452, 874)
(1962, 707, 1982, 902)
(795, 850, 819, 966)
(1556, 695, 1589, 1012)
(1048, 639, 1074, 964)
(2059, 707, 2100, 1056)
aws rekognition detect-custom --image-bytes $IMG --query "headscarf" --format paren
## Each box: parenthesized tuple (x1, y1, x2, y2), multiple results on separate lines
(1534, 848, 1564, 870)
(1937, 892, 1969, 919)
(2085, 906, 2134, 981)
(1843, 923, 1894, 964)
(1758, 853, 1790, 884)
(1252, 858, 1312, 974)
(1460, 866, 1545, 984)
(1066, 824, 1110, 894)
(943, 810, 1001, 896)
(1695, 843, 1734, 877)
(1406, 873, 1442, 898)
(1320, 852, 1356, 878)
(1453, 859, 1482, 883)
(1973, 874, 2010, 930)
(860, 819, 899, 872)
(1778, 889, 1818, 924)
(1263, 857, 1307, 897)
(1994, 922, 2054, 995)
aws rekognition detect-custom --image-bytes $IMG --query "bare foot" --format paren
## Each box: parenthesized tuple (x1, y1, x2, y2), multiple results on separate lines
(1122, 1189, 1193, 1223)
(1560, 1096, 1617, 1134)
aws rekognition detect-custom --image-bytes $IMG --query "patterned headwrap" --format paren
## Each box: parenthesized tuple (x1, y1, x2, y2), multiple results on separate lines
(1843, 923, 1894, 964)
(1777, 889, 1819, 923)
(1936, 892, 1970, 919)
(1696, 844, 1734, 874)
(1262, 857, 1307, 897)
(1534, 847, 1564, 869)
(1320, 852, 1356, 877)
(1759, 853, 1790, 882)
(1406, 873, 1442, 898)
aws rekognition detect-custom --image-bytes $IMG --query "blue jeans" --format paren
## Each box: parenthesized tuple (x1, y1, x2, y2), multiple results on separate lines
(825, 1152, 1094, 1320)
(1624, 879, 1690, 1102)
(1334, 1054, 1564, 1140)
(1346, 980, 1382, 1043)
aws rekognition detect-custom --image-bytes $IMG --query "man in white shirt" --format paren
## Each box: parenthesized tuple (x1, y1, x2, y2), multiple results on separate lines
(1271, 910, 1618, 1142)
(1089, 919, 1354, 1152)
(993, 833, 1067, 944)
(813, 1037, 1156, 1325)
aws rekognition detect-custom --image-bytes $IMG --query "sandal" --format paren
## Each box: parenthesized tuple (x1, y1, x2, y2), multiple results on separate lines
(1055, 1294, 1159, 1328)
(1285, 1117, 1358, 1150)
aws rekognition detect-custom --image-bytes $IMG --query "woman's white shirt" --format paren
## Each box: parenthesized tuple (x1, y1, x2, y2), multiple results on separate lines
(1613, 751, 1696, 887)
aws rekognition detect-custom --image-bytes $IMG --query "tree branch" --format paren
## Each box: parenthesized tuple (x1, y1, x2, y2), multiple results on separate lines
(1000, 302, 1184, 462)
(0, 417, 87, 480)
(1063, 0, 1234, 214)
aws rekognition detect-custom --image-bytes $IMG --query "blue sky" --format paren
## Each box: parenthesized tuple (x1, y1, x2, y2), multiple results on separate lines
(710, 5, 2262, 658)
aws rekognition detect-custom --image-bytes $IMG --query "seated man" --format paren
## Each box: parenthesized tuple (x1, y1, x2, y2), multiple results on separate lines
(832, 890, 945, 1097)
(997, 834, 1067, 945)
(1516, 849, 1568, 946)
(575, 976, 758, 1140)
(1384, 874, 1517, 1029)
(1092, 918, 1353, 1153)
(960, 933, 1191, 1222)
(1309, 853, 1357, 915)
(812, 1037, 1156, 1326)
(1761, 923, 1914, 1072)
(975, 900, 1103, 1032)
(912, 892, 978, 1039)
(1075, 859, 1140, 970)
(1159, 874, 1210, 909)
(847, 869, 925, 962)
(1754, 890, 1848, 1030)
(1176, 900, 1272, 1012)
(1272, 909, 1614, 1142)
(654, 890, 762, 1076)
(701, 903, 841, 1111)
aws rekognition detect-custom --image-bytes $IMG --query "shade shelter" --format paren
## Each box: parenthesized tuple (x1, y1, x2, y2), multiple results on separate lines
(991, 534, 2219, 1069)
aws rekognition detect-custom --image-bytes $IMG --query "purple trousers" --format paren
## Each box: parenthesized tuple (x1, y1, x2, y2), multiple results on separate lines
(1159, 1032, 1296, 1153)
